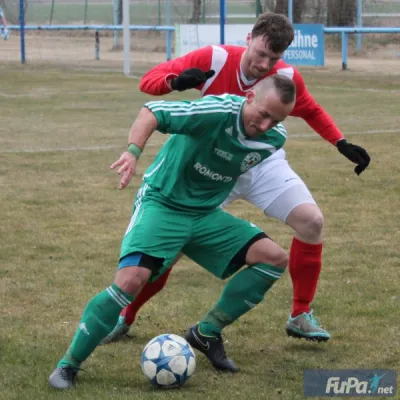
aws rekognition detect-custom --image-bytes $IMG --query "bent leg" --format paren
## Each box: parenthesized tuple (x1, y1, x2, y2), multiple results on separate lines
(121, 253, 183, 326)
(51, 192, 190, 388)
(121, 267, 173, 325)
(58, 266, 150, 370)
(285, 202, 324, 316)
(242, 159, 329, 339)
(50, 265, 152, 389)
(103, 189, 191, 344)
(198, 237, 287, 336)
(184, 212, 287, 372)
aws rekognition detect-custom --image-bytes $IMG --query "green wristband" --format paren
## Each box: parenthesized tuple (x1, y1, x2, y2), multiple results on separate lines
(127, 143, 142, 159)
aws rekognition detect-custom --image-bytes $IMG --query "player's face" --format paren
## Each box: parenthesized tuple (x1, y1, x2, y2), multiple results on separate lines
(242, 89, 294, 137)
(244, 35, 283, 79)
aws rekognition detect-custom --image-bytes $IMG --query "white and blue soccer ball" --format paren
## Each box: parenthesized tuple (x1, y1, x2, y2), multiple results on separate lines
(141, 333, 196, 388)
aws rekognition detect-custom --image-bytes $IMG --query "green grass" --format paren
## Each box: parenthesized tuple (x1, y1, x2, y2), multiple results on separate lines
(365, 2, 400, 13)
(24, 2, 259, 26)
(0, 64, 399, 400)
(22, 1, 400, 26)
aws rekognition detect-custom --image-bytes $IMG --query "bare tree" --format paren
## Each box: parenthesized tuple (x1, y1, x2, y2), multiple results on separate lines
(312, 0, 326, 23)
(264, 0, 275, 12)
(190, 0, 202, 23)
(327, 0, 357, 26)
(118, 0, 123, 24)
(266, 0, 307, 23)
(274, 0, 288, 16)
(292, 0, 307, 22)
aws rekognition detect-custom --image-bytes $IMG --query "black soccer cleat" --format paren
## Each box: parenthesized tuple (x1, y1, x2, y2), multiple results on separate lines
(185, 324, 239, 373)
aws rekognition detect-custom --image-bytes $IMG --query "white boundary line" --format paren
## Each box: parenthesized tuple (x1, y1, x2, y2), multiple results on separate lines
(1, 84, 400, 99)
(291, 129, 400, 138)
(1, 129, 399, 154)
(0, 89, 135, 98)
(314, 85, 400, 94)
(0, 145, 122, 154)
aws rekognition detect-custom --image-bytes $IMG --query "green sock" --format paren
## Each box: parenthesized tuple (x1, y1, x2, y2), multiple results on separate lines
(199, 263, 284, 337)
(58, 284, 133, 369)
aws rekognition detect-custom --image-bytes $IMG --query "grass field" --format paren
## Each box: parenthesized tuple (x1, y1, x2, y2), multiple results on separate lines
(20, 2, 260, 25)
(0, 63, 399, 400)
(19, 1, 400, 26)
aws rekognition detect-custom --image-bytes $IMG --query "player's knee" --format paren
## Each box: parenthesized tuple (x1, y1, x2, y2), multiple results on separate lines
(246, 238, 288, 269)
(268, 248, 288, 269)
(287, 204, 324, 242)
(299, 209, 324, 241)
(114, 267, 152, 296)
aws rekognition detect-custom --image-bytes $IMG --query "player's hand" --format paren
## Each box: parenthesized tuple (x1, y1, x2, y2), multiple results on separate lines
(110, 151, 137, 190)
(336, 139, 371, 175)
(171, 68, 215, 91)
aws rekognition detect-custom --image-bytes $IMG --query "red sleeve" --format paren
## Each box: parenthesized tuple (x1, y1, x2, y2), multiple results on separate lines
(291, 69, 344, 145)
(139, 47, 213, 96)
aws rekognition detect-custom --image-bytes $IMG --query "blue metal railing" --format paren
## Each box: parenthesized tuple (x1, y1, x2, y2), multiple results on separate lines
(324, 27, 400, 70)
(6, 24, 400, 70)
(6, 24, 175, 64)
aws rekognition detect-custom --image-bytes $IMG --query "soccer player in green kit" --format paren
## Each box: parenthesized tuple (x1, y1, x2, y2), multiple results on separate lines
(49, 75, 296, 389)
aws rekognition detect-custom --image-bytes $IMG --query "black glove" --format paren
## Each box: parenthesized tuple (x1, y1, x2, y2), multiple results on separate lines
(170, 68, 215, 92)
(336, 139, 371, 175)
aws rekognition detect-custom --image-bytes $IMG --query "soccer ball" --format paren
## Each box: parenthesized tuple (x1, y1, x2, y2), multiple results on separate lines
(141, 333, 196, 388)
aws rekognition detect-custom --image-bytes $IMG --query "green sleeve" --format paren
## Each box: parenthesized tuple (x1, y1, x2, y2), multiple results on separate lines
(266, 123, 288, 151)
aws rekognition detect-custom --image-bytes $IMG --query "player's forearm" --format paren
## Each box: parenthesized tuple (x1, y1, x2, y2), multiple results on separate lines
(140, 69, 177, 95)
(292, 71, 344, 145)
(139, 58, 184, 95)
(139, 47, 213, 95)
(139, 56, 182, 96)
(128, 107, 158, 150)
(303, 106, 344, 145)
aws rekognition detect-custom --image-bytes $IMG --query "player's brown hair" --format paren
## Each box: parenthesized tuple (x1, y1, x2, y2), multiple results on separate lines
(255, 75, 296, 105)
(251, 12, 294, 53)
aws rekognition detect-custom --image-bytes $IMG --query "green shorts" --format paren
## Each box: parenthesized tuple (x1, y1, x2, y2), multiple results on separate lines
(119, 185, 264, 281)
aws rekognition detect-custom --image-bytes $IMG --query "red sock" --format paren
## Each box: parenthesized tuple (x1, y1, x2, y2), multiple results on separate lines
(289, 237, 323, 317)
(121, 268, 173, 325)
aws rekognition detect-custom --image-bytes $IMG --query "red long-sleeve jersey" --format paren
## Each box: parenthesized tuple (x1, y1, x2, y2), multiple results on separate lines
(140, 45, 343, 145)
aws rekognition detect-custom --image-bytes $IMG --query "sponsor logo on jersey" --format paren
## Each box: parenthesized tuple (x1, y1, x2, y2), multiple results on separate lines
(225, 126, 233, 136)
(194, 163, 233, 183)
(214, 148, 233, 161)
(240, 152, 262, 173)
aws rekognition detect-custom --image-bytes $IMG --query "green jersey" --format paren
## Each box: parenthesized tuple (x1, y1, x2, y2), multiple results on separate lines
(142, 94, 287, 212)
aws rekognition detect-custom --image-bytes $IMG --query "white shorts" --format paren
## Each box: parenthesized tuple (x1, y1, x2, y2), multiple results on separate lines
(222, 149, 316, 223)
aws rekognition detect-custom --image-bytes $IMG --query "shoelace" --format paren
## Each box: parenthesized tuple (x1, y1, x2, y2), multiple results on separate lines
(305, 311, 321, 328)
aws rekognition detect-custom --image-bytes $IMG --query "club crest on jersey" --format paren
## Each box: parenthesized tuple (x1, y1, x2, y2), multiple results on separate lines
(240, 152, 262, 172)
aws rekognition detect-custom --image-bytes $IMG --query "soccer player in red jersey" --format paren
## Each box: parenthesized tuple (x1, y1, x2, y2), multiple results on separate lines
(104, 13, 370, 344)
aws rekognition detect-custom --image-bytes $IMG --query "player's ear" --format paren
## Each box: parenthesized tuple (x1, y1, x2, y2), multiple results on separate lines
(246, 90, 255, 104)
